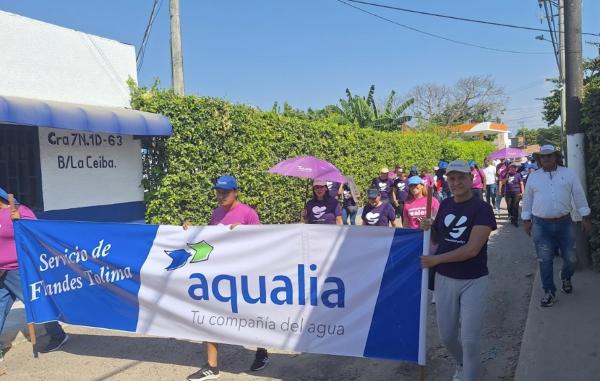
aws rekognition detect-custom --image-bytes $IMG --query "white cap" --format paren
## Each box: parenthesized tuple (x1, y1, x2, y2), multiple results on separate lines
(446, 160, 471, 174)
(538, 144, 557, 155)
(313, 180, 327, 186)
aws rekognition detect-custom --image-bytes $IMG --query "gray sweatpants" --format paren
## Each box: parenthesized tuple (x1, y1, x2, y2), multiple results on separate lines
(435, 273, 489, 381)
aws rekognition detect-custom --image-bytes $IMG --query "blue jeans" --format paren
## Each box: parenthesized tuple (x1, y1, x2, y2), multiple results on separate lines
(495, 192, 503, 211)
(531, 216, 576, 294)
(471, 188, 483, 200)
(485, 184, 497, 207)
(0, 269, 65, 338)
(342, 205, 358, 225)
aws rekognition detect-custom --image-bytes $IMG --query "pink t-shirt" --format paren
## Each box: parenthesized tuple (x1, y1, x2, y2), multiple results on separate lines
(403, 196, 440, 229)
(0, 205, 36, 270)
(471, 168, 485, 189)
(209, 202, 260, 226)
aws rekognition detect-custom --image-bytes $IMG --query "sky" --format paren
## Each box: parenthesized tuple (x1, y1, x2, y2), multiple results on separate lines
(1, 0, 599, 135)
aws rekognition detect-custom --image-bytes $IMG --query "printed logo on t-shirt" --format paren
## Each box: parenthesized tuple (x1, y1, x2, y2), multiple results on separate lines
(312, 206, 327, 219)
(396, 182, 406, 191)
(378, 182, 388, 191)
(365, 212, 380, 224)
(343, 190, 351, 199)
(444, 214, 468, 240)
(326, 181, 333, 190)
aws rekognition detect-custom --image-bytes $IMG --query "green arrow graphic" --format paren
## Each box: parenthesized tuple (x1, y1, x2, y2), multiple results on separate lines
(188, 241, 214, 263)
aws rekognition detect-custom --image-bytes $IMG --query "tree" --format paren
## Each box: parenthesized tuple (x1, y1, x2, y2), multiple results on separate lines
(409, 75, 508, 126)
(516, 127, 539, 146)
(336, 85, 414, 131)
(537, 125, 561, 147)
(540, 57, 600, 125)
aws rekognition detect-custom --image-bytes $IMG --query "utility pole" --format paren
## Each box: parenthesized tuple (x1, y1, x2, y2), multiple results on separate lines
(170, 0, 185, 95)
(558, 0, 567, 156)
(564, 0, 589, 267)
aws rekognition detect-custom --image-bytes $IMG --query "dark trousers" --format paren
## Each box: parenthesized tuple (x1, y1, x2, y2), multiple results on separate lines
(504, 192, 521, 223)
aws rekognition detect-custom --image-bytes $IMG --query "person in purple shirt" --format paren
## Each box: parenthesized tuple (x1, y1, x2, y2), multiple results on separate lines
(185, 176, 267, 380)
(303, 180, 342, 225)
(500, 162, 524, 227)
(326, 181, 341, 199)
(341, 183, 358, 225)
(420, 160, 496, 381)
(371, 167, 394, 203)
(362, 188, 397, 227)
(391, 171, 409, 223)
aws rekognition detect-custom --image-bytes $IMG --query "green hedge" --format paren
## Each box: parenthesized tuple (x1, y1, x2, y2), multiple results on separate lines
(582, 85, 600, 271)
(130, 86, 495, 225)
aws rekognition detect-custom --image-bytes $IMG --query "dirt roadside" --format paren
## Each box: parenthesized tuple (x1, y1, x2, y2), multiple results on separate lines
(0, 209, 537, 381)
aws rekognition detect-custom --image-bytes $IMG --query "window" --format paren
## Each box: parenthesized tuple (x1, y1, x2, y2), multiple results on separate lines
(0, 124, 43, 210)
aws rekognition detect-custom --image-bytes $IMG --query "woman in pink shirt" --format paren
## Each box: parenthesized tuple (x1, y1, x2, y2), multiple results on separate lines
(403, 176, 440, 229)
(469, 160, 485, 200)
(0, 188, 68, 357)
(185, 176, 266, 381)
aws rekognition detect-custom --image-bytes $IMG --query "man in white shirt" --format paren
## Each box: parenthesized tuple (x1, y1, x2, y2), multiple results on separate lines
(483, 159, 498, 213)
(521, 145, 592, 307)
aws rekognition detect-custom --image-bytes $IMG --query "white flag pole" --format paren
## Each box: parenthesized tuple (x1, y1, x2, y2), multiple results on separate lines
(418, 187, 434, 379)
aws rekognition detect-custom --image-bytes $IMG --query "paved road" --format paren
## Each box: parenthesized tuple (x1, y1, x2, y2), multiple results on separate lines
(1, 207, 537, 380)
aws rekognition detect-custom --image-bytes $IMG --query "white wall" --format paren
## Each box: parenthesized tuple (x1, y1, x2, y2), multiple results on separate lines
(38, 127, 144, 211)
(0, 11, 145, 213)
(0, 11, 136, 108)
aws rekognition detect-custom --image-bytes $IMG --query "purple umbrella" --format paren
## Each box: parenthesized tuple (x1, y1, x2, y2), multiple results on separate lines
(268, 156, 347, 183)
(487, 147, 527, 160)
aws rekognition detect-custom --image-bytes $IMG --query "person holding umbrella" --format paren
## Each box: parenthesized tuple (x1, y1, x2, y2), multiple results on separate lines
(303, 180, 342, 225)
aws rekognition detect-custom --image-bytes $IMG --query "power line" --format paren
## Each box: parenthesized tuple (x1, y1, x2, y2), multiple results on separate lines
(137, 0, 164, 70)
(335, 0, 552, 55)
(346, 0, 600, 37)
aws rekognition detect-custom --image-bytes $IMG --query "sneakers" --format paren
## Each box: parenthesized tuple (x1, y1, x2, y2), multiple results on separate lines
(187, 364, 220, 380)
(540, 291, 557, 307)
(562, 278, 573, 294)
(250, 348, 269, 371)
(39, 333, 69, 353)
(452, 364, 463, 381)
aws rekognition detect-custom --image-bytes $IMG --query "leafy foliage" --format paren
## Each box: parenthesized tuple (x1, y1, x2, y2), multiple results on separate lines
(582, 82, 600, 271)
(516, 126, 561, 147)
(336, 85, 415, 131)
(130, 84, 495, 226)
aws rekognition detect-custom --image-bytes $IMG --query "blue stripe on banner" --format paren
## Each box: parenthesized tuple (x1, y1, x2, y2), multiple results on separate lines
(362, 228, 423, 361)
(14, 219, 158, 331)
(37, 201, 145, 223)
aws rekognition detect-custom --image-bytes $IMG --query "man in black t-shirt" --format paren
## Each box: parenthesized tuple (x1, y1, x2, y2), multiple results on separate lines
(421, 160, 497, 381)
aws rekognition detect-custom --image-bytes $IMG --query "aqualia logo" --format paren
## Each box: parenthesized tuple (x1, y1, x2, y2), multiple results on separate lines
(165, 241, 214, 270)
(165, 242, 345, 314)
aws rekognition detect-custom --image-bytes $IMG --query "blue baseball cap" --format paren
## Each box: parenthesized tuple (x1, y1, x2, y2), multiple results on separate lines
(367, 188, 380, 198)
(0, 187, 18, 205)
(408, 176, 423, 186)
(212, 176, 238, 190)
(468, 160, 476, 167)
(438, 161, 448, 169)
